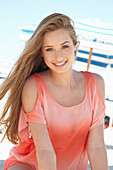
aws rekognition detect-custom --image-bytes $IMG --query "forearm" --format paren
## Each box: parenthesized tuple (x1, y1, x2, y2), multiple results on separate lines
(36, 149, 57, 170)
(88, 146, 108, 170)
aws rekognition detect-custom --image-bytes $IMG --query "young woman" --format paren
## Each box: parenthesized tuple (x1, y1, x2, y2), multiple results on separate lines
(0, 13, 108, 170)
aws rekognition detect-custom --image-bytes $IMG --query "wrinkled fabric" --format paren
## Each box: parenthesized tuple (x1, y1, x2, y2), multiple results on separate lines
(4, 71, 105, 170)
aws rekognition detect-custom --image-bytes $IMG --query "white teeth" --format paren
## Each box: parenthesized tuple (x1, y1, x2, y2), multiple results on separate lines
(55, 61, 66, 66)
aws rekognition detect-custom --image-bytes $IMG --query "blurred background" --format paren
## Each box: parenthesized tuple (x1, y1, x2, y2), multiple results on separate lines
(0, 0, 113, 169)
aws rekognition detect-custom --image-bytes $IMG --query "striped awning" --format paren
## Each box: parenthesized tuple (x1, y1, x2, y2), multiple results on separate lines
(20, 25, 36, 41)
(76, 46, 113, 70)
(74, 19, 113, 70)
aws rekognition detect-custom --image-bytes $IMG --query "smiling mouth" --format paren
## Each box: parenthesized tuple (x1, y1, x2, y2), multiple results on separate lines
(53, 61, 67, 67)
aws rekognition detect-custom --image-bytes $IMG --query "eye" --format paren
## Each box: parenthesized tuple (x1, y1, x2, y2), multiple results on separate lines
(46, 48, 53, 52)
(62, 45, 69, 49)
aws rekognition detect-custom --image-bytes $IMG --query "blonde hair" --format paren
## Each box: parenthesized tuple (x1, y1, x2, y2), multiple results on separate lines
(0, 13, 78, 144)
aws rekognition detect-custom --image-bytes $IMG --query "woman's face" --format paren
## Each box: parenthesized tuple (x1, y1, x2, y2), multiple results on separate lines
(42, 28, 76, 74)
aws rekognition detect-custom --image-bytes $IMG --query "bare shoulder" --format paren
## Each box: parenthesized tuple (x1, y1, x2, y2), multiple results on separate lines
(92, 73, 105, 102)
(22, 75, 38, 113)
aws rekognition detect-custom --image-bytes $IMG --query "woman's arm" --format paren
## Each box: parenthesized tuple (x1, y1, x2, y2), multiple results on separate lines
(29, 123, 56, 170)
(87, 124, 108, 170)
(22, 76, 56, 170)
(87, 74, 108, 170)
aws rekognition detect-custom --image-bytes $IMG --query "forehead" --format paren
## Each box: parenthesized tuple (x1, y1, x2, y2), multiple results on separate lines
(42, 29, 72, 45)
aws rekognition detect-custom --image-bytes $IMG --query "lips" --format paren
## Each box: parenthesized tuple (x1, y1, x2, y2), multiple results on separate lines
(53, 61, 67, 67)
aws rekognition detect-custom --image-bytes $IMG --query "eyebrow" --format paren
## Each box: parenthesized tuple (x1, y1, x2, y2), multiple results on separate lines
(43, 41, 70, 48)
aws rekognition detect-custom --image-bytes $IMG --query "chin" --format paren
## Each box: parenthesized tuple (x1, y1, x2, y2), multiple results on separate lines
(53, 67, 72, 74)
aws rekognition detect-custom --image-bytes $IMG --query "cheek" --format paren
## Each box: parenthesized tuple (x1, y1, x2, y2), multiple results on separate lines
(68, 48, 75, 57)
(43, 55, 52, 65)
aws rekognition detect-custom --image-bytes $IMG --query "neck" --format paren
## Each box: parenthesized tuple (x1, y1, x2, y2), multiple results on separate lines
(48, 69, 76, 87)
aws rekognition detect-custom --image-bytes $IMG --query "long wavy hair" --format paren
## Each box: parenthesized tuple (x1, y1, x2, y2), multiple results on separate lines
(0, 13, 78, 144)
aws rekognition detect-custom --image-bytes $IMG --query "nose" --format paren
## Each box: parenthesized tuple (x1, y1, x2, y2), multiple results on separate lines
(55, 49, 63, 60)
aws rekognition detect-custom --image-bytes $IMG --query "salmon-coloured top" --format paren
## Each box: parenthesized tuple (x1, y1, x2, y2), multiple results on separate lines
(7, 71, 105, 170)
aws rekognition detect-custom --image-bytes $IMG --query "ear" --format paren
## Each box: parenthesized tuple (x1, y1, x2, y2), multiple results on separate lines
(74, 45, 77, 51)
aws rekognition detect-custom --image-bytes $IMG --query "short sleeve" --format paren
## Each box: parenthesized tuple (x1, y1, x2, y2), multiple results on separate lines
(18, 74, 46, 142)
(89, 75, 106, 131)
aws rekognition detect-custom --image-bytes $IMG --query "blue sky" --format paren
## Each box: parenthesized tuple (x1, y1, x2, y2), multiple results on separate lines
(0, 0, 113, 61)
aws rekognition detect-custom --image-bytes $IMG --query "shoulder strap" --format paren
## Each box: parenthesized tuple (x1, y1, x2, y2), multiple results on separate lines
(83, 71, 96, 108)
(83, 71, 105, 109)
